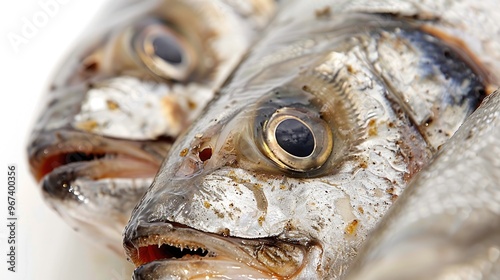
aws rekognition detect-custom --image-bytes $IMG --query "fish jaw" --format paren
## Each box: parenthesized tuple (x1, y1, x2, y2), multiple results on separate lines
(124, 222, 320, 279)
(28, 129, 167, 253)
(45, 178, 153, 255)
(123, 159, 405, 278)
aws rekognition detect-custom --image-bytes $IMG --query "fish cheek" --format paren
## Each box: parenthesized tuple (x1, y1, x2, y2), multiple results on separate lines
(221, 49, 424, 258)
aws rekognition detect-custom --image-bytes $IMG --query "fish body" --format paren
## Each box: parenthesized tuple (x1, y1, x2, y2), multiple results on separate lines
(344, 89, 500, 279)
(124, 0, 500, 279)
(28, 0, 275, 254)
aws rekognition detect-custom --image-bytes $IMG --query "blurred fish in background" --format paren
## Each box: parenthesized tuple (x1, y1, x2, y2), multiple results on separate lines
(27, 0, 275, 254)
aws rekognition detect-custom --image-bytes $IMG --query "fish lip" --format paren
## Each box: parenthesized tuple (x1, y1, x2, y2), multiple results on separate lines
(124, 221, 309, 279)
(39, 159, 155, 202)
(28, 129, 169, 198)
(131, 259, 273, 280)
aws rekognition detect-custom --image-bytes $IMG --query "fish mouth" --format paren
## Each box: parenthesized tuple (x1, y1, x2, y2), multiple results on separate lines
(124, 222, 310, 279)
(28, 129, 169, 199)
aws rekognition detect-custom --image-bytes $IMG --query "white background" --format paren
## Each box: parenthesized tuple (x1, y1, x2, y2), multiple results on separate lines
(0, 1, 134, 279)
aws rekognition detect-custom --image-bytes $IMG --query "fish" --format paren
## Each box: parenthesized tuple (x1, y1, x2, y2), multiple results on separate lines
(123, 0, 500, 279)
(343, 89, 500, 280)
(27, 0, 275, 254)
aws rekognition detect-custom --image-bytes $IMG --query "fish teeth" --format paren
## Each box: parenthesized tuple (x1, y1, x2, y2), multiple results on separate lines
(139, 234, 212, 256)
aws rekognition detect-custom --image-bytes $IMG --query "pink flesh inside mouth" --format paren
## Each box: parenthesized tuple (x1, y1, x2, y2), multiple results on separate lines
(29, 135, 166, 183)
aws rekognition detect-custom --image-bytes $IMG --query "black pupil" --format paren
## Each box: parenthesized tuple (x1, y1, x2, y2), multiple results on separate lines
(152, 35, 183, 64)
(275, 119, 315, 157)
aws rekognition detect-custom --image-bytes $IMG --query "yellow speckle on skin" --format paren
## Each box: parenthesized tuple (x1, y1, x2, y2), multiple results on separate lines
(315, 6, 331, 18)
(346, 64, 356, 74)
(368, 119, 378, 136)
(258, 215, 265, 226)
(386, 187, 399, 202)
(345, 219, 359, 236)
(358, 161, 368, 169)
(187, 98, 197, 110)
(221, 228, 230, 237)
(280, 185, 287, 190)
(75, 120, 98, 131)
(179, 148, 188, 157)
(204, 201, 211, 208)
(358, 206, 364, 214)
(106, 100, 119, 110)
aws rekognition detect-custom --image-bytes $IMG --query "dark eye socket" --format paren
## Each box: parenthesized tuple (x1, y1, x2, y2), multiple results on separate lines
(275, 118, 315, 157)
(133, 20, 196, 81)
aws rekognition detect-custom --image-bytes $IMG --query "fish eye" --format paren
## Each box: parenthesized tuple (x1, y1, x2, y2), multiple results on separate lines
(133, 21, 196, 81)
(261, 107, 333, 172)
(275, 118, 314, 157)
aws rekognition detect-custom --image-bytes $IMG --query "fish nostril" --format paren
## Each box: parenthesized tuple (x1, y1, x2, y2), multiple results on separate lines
(81, 57, 99, 73)
(198, 147, 212, 162)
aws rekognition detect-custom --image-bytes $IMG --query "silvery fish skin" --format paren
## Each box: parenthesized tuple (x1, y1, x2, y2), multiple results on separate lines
(343, 90, 500, 280)
(27, 0, 275, 254)
(124, 0, 499, 279)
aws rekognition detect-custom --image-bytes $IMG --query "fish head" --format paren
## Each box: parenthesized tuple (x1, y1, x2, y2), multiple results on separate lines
(124, 12, 490, 276)
(28, 0, 275, 254)
(124, 60, 421, 278)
